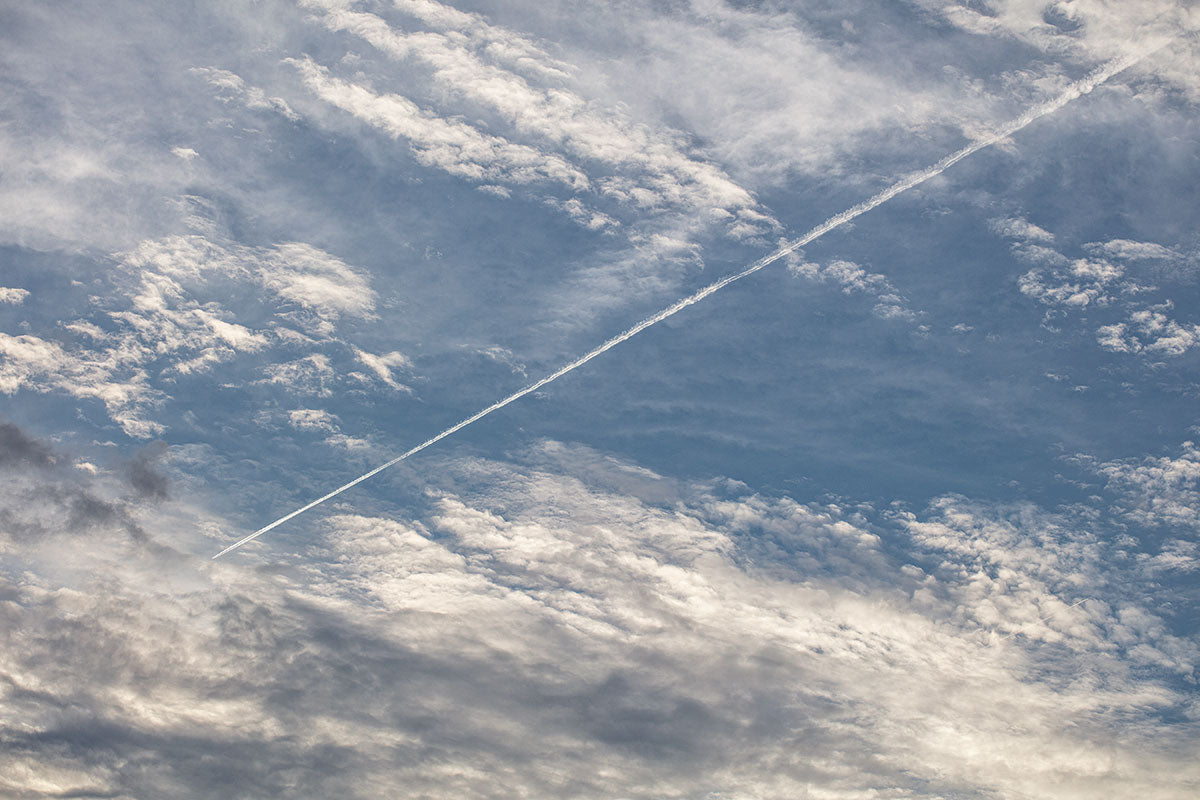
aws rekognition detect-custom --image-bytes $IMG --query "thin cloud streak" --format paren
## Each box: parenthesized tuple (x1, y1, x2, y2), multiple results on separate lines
(213, 48, 1155, 559)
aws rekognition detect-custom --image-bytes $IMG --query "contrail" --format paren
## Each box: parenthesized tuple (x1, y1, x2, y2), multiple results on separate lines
(214, 49, 1152, 559)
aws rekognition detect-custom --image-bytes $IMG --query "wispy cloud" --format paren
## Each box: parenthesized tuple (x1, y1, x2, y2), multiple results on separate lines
(290, 56, 590, 190)
(301, 0, 773, 234)
(215, 49, 1149, 558)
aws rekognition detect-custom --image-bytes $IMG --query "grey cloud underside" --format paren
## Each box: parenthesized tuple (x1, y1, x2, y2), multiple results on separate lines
(3, 432, 1199, 799)
(0, 421, 55, 468)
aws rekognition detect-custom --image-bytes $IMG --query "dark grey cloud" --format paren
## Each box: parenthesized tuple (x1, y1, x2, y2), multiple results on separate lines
(126, 443, 170, 501)
(0, 420, 54, 468)
(0, 424, 151, 546)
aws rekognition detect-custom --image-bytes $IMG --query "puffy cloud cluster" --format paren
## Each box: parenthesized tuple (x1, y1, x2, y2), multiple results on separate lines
(787, 254, 921, 322)
(0, 232, 408, 437)
(2, 433, 1197, 799)
(993, 215, 1199, 355)
(1092, 440, 1200, 530)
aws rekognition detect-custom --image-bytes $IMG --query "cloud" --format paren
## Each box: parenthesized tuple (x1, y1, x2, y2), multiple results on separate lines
(787, 255, 921, 322)
(0, 423, 156, 553)
(1087, 238, 1183, 262)
(913, 0, 1196, 96)
(1089, 439, 1200, 529)
(0, 287, 30, 304)
(288, 408, 341, 433)
(0, 230, 399, 437)
(0, 420, 55, 468)
(125, 235, 378, 322)
(127, 443, 171, 500)
(5, 440, 1199, 798)
(353, 347, 413, 392)
(259, 353, 337, 396)
(289, 56, 591, 190)
(995, 217, 1200, 355)
(0, 331, 168, 438)
(990, 215, 1056, 243)
(1096, 307, 1200, 355)
(301, 0, 772, 233)
(190, 66, 300, 120)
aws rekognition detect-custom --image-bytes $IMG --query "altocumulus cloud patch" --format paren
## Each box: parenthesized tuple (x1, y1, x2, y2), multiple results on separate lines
(2, 435, 1198, 799)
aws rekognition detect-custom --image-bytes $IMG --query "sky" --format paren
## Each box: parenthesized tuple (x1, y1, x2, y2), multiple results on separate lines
(1, 0, 1199, 797)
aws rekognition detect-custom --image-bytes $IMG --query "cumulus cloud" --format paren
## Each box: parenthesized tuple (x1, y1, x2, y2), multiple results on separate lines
(787, 254, 921, 322)
(3, 439, 1198, 798)
(0, 287, 30, 304)
(0, 230, 409, 436)
(995, 217, 1200, 355)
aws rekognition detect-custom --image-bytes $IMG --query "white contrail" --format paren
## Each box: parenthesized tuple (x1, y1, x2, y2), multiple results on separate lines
(214, 50, 1151, 559)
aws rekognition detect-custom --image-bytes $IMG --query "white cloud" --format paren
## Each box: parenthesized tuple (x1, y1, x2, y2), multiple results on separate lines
(190, 66, 300, 120)
(287, 407, 341, 433)
(998, 220, 1200, 355)
(1087, 238, 1182, 262)
(1096, 307, 1200, 355)
(0, 287, 30, 304)
(472, 344, 527, 377)
(0, 230, 400, 436)
(354, 347, 413, 392)
(290, 56, 590, 190)
(788, 255, 921, 322)
(302, 0, 772, 233)
(0, 331, 167, 438)
(913, 0, 1196, 97)
(259, 353, 336, 397)
(1091, 440, 1200, 528)
(991, 216, 1056, 243)
(125, 235, 378, 322)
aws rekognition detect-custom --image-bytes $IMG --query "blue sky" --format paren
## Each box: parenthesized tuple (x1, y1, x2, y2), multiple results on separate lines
(1, 1, 1199, 797)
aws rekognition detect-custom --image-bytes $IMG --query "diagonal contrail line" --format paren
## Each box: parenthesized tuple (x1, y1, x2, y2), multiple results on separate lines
(213, 49, 1152, 559)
